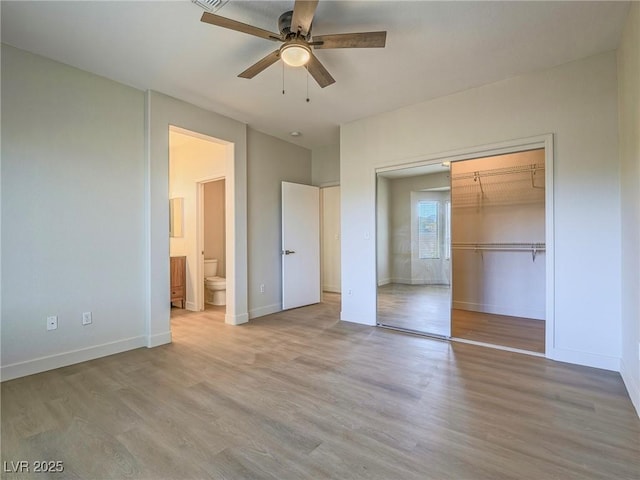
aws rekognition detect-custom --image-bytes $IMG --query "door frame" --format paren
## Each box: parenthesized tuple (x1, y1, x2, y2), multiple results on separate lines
(167, 125, 241, 326)
(375, 134, 555, 357)
(196, 176, 227, 312)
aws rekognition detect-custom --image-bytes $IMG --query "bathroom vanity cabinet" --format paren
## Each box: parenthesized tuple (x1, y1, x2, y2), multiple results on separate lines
(170, 256, 186, 309)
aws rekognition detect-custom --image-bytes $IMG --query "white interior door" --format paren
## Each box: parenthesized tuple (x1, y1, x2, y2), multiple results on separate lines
(282, 181, 320, 310)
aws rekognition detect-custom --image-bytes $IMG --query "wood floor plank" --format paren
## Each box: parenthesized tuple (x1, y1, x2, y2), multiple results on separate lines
(1, 294, 638, 479)
(452, 308, 545, 353)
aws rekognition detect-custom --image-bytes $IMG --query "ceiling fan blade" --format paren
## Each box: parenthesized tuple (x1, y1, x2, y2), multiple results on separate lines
(306, 52, 335, 88)
(291, 0, 319, 37)
(238, 50, 281, 79)
(312, 31, 387, 49)
(201, 12, 282, 42)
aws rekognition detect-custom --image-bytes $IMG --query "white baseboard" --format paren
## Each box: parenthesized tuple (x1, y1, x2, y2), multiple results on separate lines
(147, 331, 172, 348)
(185, 301, 198, 311)
(548, 347, 620, 372)
(1, 335, 147, 382)
(248, 303, 281, 320)
(390, 278, 412, 284)
(377, 278, 391, 286)
(620, 358, 640, 418)
(322, 285, 341, 293)
(340, 310, 376, 326)
(226, 312, 249, 325)
(453, 300, 545, 321)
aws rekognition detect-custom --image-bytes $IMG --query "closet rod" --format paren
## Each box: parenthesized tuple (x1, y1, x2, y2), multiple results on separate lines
(451, 242, 546, 261)
(451, 163, 544, 181)
(451, 242, 545, 248)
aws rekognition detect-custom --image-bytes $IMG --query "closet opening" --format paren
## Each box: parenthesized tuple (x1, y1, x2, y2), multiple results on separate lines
(450, 148, 546, 354)
(375, 135, 553, 356)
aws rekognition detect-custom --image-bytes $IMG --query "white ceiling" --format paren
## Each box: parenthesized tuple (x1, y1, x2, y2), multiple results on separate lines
(1, 1, 630, 149)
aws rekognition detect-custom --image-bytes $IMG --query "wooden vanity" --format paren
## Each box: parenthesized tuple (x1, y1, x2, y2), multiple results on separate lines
(170, 256, 186, 308)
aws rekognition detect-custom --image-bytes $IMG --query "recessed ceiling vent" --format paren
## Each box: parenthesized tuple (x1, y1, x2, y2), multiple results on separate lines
(191, 0, 229, 14)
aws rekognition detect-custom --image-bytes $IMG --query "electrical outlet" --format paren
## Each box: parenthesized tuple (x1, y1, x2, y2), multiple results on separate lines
(47, 315, 58, 331)
(260, 284, 265, 294)
(82, 312, 92, 325)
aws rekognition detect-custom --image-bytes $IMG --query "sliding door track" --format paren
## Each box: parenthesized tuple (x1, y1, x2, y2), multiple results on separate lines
(377, 323, 544, 357)
(376, 323, 450, 341)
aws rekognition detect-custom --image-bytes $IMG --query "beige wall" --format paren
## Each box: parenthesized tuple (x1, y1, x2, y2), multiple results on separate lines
(1, 45, 147, 378)
(204, 180, 225, 277)
(618, 2, 640, 415)
(312, 143, 340, 186)
(247, 128, 312, 318)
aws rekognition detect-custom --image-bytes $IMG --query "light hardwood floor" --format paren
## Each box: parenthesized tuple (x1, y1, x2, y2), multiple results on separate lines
(451, 309, 546, 354)
(2, 294, 639, 479)
(377, 284, 451, 336)
(377, 284, 545, 353)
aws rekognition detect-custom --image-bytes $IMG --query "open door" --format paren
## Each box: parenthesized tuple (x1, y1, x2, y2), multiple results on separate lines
(282, 182, 320, 310)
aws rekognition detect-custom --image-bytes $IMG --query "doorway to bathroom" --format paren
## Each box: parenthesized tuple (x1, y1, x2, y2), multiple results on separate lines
(168, 126, 231, 320)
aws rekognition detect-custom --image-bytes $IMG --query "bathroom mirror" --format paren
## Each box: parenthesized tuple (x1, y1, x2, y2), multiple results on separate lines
(169, 197, 184, 238)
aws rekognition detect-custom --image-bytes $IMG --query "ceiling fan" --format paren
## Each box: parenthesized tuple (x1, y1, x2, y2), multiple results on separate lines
(200, 0, 387, 88)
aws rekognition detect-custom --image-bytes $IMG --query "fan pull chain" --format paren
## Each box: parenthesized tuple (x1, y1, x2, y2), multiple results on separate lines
(282, 62, 285, 95)
(306, 68, 310, 103)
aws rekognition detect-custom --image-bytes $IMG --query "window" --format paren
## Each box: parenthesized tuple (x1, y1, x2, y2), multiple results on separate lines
(418, 200, 439, 259)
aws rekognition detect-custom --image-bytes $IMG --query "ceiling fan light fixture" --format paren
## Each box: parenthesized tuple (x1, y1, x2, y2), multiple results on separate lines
(280, 43, 311, 67)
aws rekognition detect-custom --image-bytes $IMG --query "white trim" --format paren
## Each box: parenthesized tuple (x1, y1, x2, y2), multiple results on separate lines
(170, 125, 230, 147)
(147, 331, 172, 348)
(1, 336, 148, 382)
(390, 277, 413, 284)
(317, 181, 340, 188)
(620, 358, 640, 417)
(374, 134, 553, 174)
(144, 90, 153, 359)
(249, 303, 282, 319)
(322, 285, 341, 293)
(226, 312, 249, 325)
(549, 347, 620, 372)
(451, 337, 545, 358)
(185, 301, 198, 311)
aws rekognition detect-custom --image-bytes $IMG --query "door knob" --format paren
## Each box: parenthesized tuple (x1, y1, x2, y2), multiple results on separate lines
(283, 250, 296, 255)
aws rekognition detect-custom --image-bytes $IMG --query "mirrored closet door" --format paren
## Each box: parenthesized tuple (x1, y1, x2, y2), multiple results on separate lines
(376, 165, 451, 337)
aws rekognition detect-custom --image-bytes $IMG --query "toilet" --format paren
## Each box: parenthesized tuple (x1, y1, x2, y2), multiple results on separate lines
(204, 259, 226, 306)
